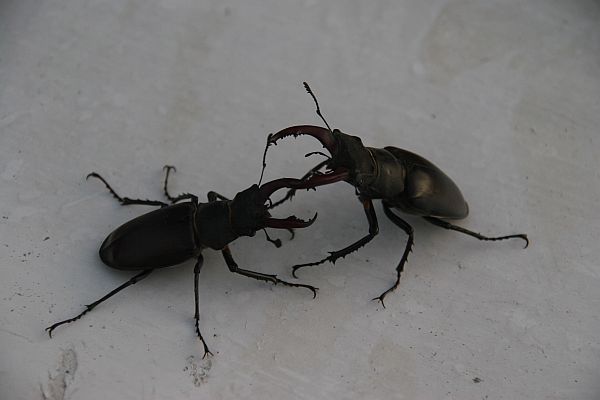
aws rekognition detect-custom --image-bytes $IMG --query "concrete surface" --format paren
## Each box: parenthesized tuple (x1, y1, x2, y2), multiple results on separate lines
(1, 0, 599, 399)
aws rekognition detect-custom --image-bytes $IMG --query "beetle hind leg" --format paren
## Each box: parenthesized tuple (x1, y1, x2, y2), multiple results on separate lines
(87, 172, 168, 207)
(423, 216, 529, 248)
(45, 269, 154, 337)
(372, 202, 414, 308)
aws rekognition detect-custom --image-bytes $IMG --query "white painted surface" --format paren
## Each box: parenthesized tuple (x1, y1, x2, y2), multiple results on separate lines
(1, 1, 599, 399)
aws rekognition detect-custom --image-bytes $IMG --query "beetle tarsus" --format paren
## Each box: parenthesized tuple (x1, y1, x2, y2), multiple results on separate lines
(262, 229, 282, 248)
(162, 165, 179, 202)
(371, 295, 387, 309)
(222, 246, 318, 298)
(46, 269, 154, 337)
(192, 256, 214, 358)
(87, 172, 168, 207)
(377, 203, 415, 305)
(291, 198, 379, 277)
(423, 216, 529, 247)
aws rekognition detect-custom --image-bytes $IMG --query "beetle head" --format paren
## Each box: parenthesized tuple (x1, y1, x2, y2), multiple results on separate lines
(328, 129, 375, 188)
(267, 126, 373, 191)
(264, 83, 374, 192)
(229, 181, 317, 237)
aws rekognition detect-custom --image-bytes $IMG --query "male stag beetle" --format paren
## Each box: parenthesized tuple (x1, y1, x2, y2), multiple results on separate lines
(46, 165, 317, 357)
(265, 82, 529, 306)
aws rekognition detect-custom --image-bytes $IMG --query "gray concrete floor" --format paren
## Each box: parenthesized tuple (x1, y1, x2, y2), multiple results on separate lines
(1, 1, 599, 399)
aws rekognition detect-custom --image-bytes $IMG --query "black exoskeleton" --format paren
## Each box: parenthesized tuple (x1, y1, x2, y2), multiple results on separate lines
(266, 83, 529, 306)
(46, 166, 317, 357)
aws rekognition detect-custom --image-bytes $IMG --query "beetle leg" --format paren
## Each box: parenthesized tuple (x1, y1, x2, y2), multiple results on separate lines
(221, 246, 318, 298)
(168, 193, 198, 204)
(87, 172, 169, 207)
(261, 229, 282, 248)
(162, 165, 178, 201)
(207, 191, 230, 202)
(291, 198, 379, 278)
(372, 202, 414, 308)
(45, 269, 154, 337)
(192, 255, 213, 358)
(161, 166, 199, 204)
(269, 159, 329, 209)
(423, 216, 529, 248)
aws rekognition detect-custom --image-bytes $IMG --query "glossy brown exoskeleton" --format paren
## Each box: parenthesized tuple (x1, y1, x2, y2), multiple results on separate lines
(267, 83, 529, 306)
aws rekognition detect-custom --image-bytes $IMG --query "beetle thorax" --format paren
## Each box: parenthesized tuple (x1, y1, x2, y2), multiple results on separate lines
(194, 202, 239, 250)
(229, 185, 268, 237)
(331, 130, 376, 191)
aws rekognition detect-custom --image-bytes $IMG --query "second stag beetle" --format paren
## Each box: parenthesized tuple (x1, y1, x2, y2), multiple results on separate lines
(46, 165, 317, 357)
(266, 82, 529, 306)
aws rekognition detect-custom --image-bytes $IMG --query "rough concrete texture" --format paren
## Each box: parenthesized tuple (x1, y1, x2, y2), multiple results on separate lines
(1, 1, 599, 399)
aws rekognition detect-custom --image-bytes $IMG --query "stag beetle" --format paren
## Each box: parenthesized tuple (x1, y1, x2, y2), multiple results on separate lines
(265, 83, 529, 307)
(46, 166, 317, 357)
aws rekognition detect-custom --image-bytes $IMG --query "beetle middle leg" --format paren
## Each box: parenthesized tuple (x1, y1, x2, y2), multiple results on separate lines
(192, 255, 213, 358)
(373, 202, 414, 308)
(87, 172, 169, 207)
(221, 246, 318, 298)
(423, 216, 529, 248)
(291, 197, 379, 278)
(45, 269, 154, 337)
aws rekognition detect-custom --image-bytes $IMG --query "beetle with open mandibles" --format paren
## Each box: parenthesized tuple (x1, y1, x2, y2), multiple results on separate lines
(46, 166, 317, 357)
(265, 82, 529, 306)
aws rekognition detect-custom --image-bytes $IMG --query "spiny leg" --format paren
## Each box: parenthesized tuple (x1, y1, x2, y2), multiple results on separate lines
(292, 197, 379, 278)
(45, 269, 154, 337)
(162, 166, 198, 204)
(87, 172, 168, 207)
(221, 246, 318, 298)
(423, 216, 529, 248)
(193, 255, 212, 358)
(373, 202, 414, 308)
(162, 165, 178, 202)
(208, 191, 292, 248)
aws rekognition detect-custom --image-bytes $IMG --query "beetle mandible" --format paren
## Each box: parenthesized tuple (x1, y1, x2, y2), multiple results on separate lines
(265, 82, 529, 306)
(46, 166, 317, 357)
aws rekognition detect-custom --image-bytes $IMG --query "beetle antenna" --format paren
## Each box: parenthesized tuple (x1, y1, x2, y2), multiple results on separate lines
(258, 134, 271, 186)
(303, 82, 332, 132)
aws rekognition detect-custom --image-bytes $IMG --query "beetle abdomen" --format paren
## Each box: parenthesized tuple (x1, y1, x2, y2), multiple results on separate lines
(384, 147, 469, 219)
(100, 202, 198, 270)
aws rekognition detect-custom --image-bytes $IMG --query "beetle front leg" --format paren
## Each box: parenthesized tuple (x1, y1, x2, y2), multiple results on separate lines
(221, 246, 318, 298)
(291, 198, 379, 278)
(192, 255, 213, 358)
(87, 172, 169, 207)
(373, 202, 414, 308)
(45, 269, 154, 337)
(269, 159, 329, 209)
(423, 216, 529, 248)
